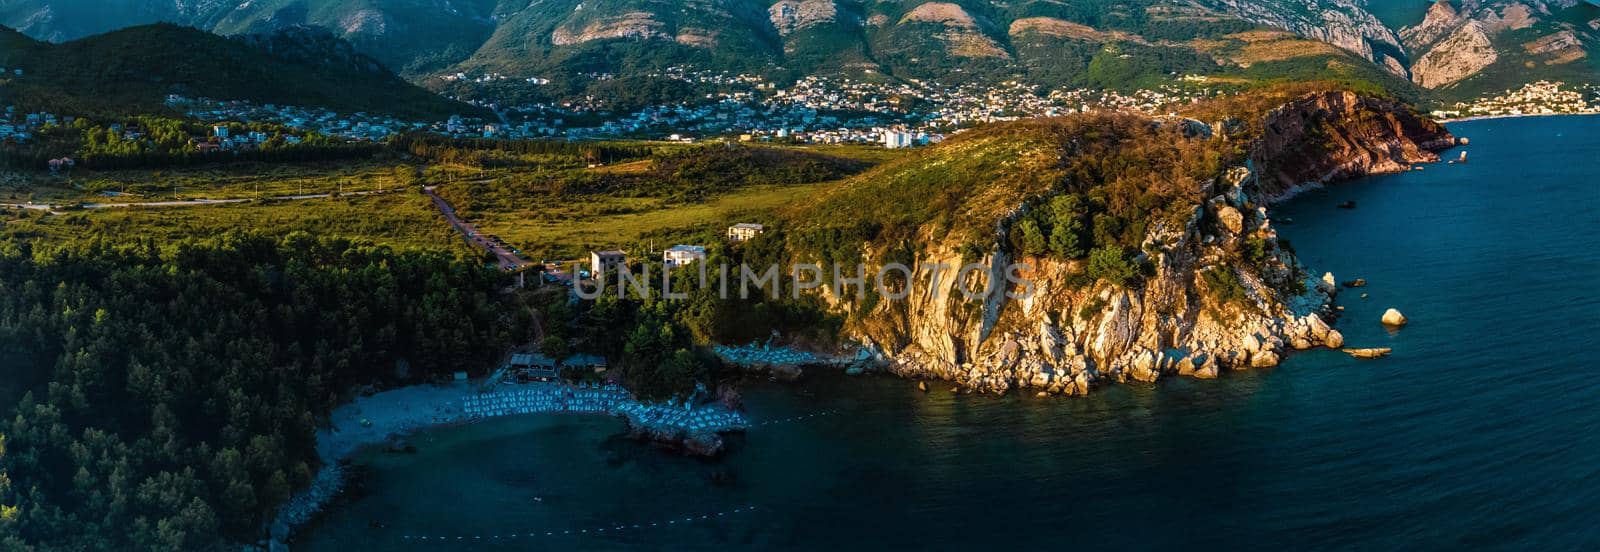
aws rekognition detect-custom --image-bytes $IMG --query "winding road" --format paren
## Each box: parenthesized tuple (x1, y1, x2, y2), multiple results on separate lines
(422, 186, 533, 271)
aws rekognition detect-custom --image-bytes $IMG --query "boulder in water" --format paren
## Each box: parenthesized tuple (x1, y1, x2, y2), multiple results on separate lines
(1342, 347, 1392, 359)
(1381, 308, 1407, 326)
(1250, 350, 1281, 368)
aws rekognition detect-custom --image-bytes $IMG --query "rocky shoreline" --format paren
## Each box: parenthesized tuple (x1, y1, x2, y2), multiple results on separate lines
(874, 165, 1350, 397)
(795, 91, 1453, 397)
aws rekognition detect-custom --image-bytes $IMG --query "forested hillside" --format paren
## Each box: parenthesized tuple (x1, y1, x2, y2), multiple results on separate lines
(0, 234, 528, 549)
(0, 24, 475, 119)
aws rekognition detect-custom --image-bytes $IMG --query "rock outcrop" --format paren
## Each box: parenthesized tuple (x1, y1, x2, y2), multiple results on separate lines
(1400, 0, 1595, 89)
(1252, 91, 1456, 199)
(1410, 21, 1498, 88)
(897, 2, 1009, 59)
(551, 12, 671, 46)
(769, 0, 846, 37)
(840, 163, 1340, 395)
(1402, 0, 1467, 52)
(1193, 0, 1411, 77)
(794, 92, 1451, 396)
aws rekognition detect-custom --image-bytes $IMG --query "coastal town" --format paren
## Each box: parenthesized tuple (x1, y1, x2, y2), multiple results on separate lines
(457, 68, 1219, 145)
(1432, 80, 1600, 120)
(90, 73, 1600, 153)
(165, 68, 1219, 148)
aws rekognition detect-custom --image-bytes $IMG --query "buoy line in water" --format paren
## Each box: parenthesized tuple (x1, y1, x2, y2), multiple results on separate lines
(399, 505, 760, 543)
(395, 409, 837, 544)
(751, 408, 842, 427)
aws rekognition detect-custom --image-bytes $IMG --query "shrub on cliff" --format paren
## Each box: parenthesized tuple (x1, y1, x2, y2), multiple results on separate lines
(1086, 246, 1139, 287)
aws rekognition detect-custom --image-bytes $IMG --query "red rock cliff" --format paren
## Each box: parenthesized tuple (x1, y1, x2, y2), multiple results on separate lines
(1252, 90, 1455, 200)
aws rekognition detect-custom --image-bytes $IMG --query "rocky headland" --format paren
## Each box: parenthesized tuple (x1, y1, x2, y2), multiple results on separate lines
(775, 89, 1453, 396)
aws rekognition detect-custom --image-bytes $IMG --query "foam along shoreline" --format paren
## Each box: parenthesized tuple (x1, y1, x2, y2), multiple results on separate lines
(270, 380, 747, 545)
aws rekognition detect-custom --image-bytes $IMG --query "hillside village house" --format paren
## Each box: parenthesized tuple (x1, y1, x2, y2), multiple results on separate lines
(590, 250, 627, 277)
(663, 245, 707, 268)
(728, 223, 765, 242)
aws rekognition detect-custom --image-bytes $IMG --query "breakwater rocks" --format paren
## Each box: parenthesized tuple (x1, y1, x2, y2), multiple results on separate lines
(266, 462, 349, 548)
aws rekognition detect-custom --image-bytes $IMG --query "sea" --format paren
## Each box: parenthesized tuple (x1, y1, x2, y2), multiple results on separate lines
(301, 114, 1600, 550)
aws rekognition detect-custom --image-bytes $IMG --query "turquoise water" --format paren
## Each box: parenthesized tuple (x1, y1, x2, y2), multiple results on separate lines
(301, 115, 1600, 549)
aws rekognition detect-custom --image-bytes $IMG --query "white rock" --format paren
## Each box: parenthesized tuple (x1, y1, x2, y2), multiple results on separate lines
(1324, 329, 1345, 349)
(1250, 350, 1280, 368)
(1307, 315, 1331, 341)
(1240, 333, 1262, 354)
(1382, 308, 1408, 326)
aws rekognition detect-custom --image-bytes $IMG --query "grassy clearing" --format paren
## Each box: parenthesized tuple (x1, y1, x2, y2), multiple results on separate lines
(2, 191, 467, 253)
(2, 141, 901, 261)
(467, 181, 829, 261)
(2, 160, 422, 203)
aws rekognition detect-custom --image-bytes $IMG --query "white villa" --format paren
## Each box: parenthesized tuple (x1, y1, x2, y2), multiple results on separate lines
(663, 245, 708, 268)
(728, 223, 765, 242)
(590, 250, 627, 277)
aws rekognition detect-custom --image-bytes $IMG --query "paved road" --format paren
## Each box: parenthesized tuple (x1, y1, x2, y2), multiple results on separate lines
(423, 186, 533, 271)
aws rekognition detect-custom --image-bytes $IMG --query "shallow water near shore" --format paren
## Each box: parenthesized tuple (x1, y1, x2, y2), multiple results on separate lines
(300, 115, 1600, 549)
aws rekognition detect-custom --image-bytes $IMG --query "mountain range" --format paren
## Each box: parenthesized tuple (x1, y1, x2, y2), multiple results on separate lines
(2, 0, 1598, 100)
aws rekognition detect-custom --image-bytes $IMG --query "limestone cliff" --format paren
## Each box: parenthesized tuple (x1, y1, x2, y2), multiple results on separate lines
(769, 0, 847, 37)
(1400, 0, 1597, 89)
(783, 91, 1453, 396)
(1192, 0, 1411, 77)
(1410, 21, 1498, 88)
(1401, 0, 1466, 52)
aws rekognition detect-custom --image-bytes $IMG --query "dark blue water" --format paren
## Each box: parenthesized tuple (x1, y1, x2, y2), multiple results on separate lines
(302, 115, 1600, 550)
